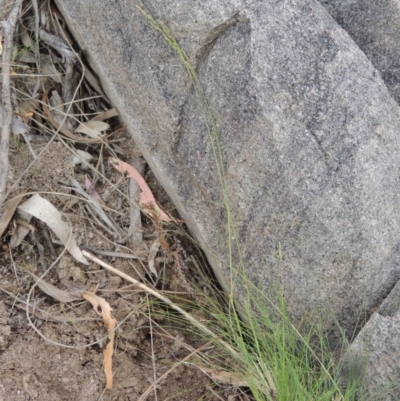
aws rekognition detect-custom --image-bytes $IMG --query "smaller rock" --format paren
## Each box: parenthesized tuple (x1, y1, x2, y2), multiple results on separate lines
(343, 281, 400, 400)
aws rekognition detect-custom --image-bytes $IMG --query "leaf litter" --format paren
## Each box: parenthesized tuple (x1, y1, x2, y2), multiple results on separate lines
(0, 1, 240, 400)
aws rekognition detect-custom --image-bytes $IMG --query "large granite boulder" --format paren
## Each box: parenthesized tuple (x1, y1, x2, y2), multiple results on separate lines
(320, 0, 400, 105)
(54, 0, 400, 335)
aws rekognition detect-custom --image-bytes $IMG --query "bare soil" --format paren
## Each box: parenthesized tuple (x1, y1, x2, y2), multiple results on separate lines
(0, 129, 229, 401)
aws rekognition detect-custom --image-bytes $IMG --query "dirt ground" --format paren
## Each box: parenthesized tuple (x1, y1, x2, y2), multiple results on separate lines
(0, 135, 227, 401)
(0, 2, 242, 400)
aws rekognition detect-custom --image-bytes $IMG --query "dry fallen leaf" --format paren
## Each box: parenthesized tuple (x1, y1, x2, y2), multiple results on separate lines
(29, 273, 81, 303)
(20, 27, 32, 47)
(82, 292, 116, 389)
(9, 209, 32, 248)
(0, 191, 27, 238)
(17, 194, 89, 264)
(40, 54, 63, 84)
(109, 157, 173, 222)
(75, 120, 109, 139)
(49, 89, 68, 128)
(148, 238, 160, 276)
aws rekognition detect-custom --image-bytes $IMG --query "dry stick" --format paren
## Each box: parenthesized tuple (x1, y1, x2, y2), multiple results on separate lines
(127, 157, 146, 245)
(0, 0, 23, 210)
(31, 0, 41, 97)
(82, 250, 241, 360)
(146, 293, 158, 401)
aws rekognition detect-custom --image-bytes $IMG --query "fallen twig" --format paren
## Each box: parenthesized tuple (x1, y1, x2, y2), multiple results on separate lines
(0, 0, 23, 210)
(127, 157, 146, 245)
(80, 245, 140, 260)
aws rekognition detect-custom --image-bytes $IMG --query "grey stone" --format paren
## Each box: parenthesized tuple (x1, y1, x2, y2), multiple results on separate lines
(343, 281, 400, 400)
(320, 0, 400, 105)
(54, 0, 400, 334)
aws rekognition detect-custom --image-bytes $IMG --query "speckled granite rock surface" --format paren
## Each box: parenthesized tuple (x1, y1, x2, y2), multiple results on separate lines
(55, 0, 400, 338)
